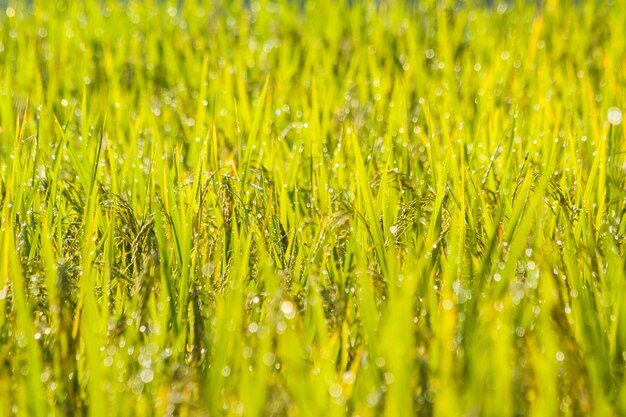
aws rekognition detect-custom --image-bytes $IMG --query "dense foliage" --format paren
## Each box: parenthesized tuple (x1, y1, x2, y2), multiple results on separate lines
(0, 0, 625, 415)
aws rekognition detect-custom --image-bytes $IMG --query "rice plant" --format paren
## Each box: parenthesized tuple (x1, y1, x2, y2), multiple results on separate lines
(0, 0, 625, 415)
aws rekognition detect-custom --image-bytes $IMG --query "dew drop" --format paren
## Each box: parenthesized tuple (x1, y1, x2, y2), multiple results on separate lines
(608, 107, 622, 126)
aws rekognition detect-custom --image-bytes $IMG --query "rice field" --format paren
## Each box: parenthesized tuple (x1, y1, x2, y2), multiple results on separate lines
(0, 0, 625, 415)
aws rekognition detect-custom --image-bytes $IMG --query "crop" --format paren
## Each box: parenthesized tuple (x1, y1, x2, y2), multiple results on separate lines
(0, 0, 625, 415)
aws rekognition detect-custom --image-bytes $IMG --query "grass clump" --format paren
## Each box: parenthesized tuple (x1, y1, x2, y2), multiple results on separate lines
(0, 0, 625, 415)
